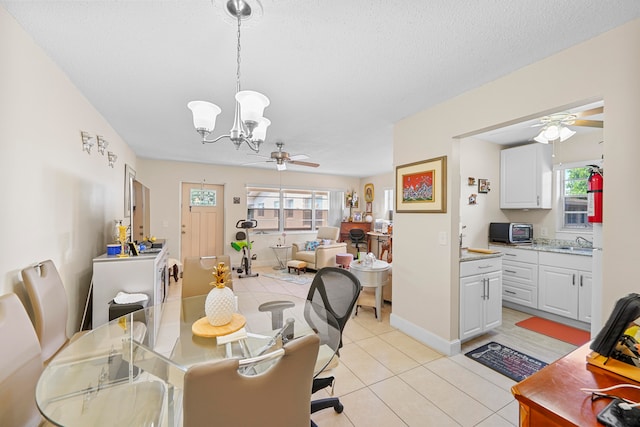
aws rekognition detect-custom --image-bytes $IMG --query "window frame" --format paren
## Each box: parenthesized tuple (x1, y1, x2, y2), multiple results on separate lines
(246, 185, 335, 233)
(554, 160, 597, 234)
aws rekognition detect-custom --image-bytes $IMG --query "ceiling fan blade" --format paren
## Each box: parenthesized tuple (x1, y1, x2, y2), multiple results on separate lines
(572, 119, 603, 128)
(288, 154, 310, 161)
(288, 160, 320, 168)
(574, 106, 604, 118)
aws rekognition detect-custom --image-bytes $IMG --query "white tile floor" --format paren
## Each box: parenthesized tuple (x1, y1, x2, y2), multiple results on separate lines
(165, 267, 577, 426)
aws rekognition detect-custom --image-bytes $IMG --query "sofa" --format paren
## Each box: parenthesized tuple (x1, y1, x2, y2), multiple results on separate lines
(290, 226, 347, 271)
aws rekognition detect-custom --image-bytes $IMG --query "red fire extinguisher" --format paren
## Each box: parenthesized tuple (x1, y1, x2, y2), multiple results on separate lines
(587, 165, 603, 223)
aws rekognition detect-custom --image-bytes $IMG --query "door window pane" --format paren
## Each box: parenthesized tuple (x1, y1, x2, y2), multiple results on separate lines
(190, 189, 216, 207)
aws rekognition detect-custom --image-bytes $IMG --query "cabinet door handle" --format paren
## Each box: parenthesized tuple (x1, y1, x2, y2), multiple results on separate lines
(505, 289, 516, 295)
(486, 278, 490, 299)
(537, 195, 540, 206)
(572, 274, 576, 286)
(580, 275, 583, 287)
(504, 269, 517, 274)
(505, 253, 517, 257)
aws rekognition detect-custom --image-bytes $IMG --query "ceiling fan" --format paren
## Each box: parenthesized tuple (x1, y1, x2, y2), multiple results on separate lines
(247, 142, 320, 171)
(536, 106, 604, 129)
(532, 106, 603, 143)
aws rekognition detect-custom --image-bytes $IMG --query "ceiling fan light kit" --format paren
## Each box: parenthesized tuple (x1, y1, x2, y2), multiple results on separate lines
(187, 0, 270, 153)
(534, 123, 576, 144)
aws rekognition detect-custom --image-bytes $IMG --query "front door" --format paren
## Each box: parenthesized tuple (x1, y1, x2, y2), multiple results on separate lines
(180, 182, 224, 262)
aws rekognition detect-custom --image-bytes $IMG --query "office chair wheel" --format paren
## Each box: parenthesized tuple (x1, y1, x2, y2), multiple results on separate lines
(335, 402, 344, 413)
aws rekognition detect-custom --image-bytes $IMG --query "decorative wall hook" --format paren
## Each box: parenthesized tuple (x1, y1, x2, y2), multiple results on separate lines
(97, 135, 109, 155)
(107, 151, 117, 168)
(81, 131, 95, 154)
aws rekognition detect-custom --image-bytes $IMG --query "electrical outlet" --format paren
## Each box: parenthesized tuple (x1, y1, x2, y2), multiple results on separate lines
(540, 227, 548, 237)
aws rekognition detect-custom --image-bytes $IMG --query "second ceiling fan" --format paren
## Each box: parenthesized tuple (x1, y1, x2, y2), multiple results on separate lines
(249, 142, 320, 171)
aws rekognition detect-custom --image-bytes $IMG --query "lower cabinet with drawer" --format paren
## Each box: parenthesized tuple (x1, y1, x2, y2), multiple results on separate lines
(538, 252, 592, 323)
(490, 245, 538, 309)
(460, 257, 503, 341)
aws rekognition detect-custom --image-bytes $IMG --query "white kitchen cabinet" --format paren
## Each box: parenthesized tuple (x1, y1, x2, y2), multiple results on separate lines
(538, 252, 591, 322)
(92, 246, 168, 337)
(490, 245, 538, 308)
(460, 257, 502, 341)
(500, 143, 552, 209)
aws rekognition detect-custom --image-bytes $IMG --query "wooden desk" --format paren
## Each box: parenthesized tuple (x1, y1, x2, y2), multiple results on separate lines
(339, 222, 371, 243)
(512, 343, 640, 426)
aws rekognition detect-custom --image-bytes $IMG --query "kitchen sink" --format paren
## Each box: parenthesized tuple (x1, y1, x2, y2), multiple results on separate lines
(556, 246, 593, 254)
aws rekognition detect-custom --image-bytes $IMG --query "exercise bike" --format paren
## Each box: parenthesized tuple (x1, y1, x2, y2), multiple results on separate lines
(235, 219, 258, 278)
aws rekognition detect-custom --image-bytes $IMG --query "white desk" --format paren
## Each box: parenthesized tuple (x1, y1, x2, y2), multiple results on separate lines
(349, 259, 391, 321)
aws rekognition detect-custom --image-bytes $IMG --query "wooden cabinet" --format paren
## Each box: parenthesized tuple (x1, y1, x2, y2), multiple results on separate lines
(460, 257, 502, 341)
(92, 247, 168, 336)
(339, 222, 371, 243)
(538, 252, 592, 322)
(500, 143, 552, 209)
(491, 245, 539, 309)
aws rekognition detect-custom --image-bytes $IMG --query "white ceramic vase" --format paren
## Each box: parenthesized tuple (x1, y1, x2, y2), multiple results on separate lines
(205, 286, 235, 326)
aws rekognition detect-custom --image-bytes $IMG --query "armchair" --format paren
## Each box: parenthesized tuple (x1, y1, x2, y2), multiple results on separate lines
(291, 226, 347, 271)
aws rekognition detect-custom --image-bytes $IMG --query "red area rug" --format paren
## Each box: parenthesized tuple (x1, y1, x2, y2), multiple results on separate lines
(515, 317, 590, 346)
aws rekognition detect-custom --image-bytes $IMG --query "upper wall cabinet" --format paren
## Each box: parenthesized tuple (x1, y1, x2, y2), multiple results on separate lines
(500, 143, 552, 209)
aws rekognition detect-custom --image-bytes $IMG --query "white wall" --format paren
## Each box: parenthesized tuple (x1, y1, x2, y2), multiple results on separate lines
(392, 18, 640, 355)
(0, 7, 137, 333)
(136, 159, 360, 268)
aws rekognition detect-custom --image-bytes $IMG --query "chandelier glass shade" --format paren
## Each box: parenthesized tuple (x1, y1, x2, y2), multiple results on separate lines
(187, 0, 270, 153)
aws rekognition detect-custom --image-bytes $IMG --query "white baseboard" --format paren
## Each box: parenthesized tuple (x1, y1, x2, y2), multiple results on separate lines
(390, 313, 461, 356)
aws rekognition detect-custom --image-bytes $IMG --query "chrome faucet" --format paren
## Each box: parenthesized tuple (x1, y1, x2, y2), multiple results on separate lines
(575, 236, 592, 247)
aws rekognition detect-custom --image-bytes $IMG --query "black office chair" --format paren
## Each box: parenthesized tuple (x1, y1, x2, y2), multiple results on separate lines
(349, 228, 367, 255)
(305, 267, 361, 424)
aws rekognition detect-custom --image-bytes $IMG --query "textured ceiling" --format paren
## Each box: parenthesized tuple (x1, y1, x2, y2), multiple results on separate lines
(3, 1, 639, 176)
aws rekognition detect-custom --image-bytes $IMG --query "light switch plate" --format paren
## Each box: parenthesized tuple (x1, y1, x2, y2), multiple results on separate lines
(438, 231, 447, 246)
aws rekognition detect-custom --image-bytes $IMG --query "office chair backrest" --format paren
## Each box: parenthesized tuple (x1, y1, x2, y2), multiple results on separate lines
(21, 260, 70, 362)
(182, 255, 233, 298)
(349, 228, 366, 243)
(183, 334, 320, 427)
(0, 293, 44, 427)
(306, 267, 361, 346)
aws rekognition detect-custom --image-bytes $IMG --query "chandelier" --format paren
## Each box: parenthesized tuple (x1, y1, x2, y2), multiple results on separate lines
(187, 0, 270, 153)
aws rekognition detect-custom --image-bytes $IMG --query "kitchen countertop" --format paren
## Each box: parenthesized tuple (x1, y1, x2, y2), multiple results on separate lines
(487, 242, 594, 257)
(460, 249, 504, 262)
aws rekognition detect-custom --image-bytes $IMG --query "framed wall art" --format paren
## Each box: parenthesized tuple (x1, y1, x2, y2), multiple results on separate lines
(395, 155, 447, 213)
(478, 179, 490, 193)
(364, 183, 374, 202)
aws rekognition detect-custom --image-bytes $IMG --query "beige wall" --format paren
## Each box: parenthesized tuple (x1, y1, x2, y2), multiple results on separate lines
(0, 7, 137, 333)
(393, 18, 640, 354)
(459, 138, 506, 248)
(136, 159, 360, 268)
(357, 172, 394, 221)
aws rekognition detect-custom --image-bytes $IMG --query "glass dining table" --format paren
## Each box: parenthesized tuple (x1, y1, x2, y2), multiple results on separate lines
(36, 292, 341, 427)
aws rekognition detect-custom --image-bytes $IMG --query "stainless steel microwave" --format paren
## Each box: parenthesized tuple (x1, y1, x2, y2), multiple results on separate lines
(489, 223, 533, 244)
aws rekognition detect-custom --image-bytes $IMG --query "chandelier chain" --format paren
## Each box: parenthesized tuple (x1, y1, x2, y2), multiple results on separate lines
(236, 11, 242, 91)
